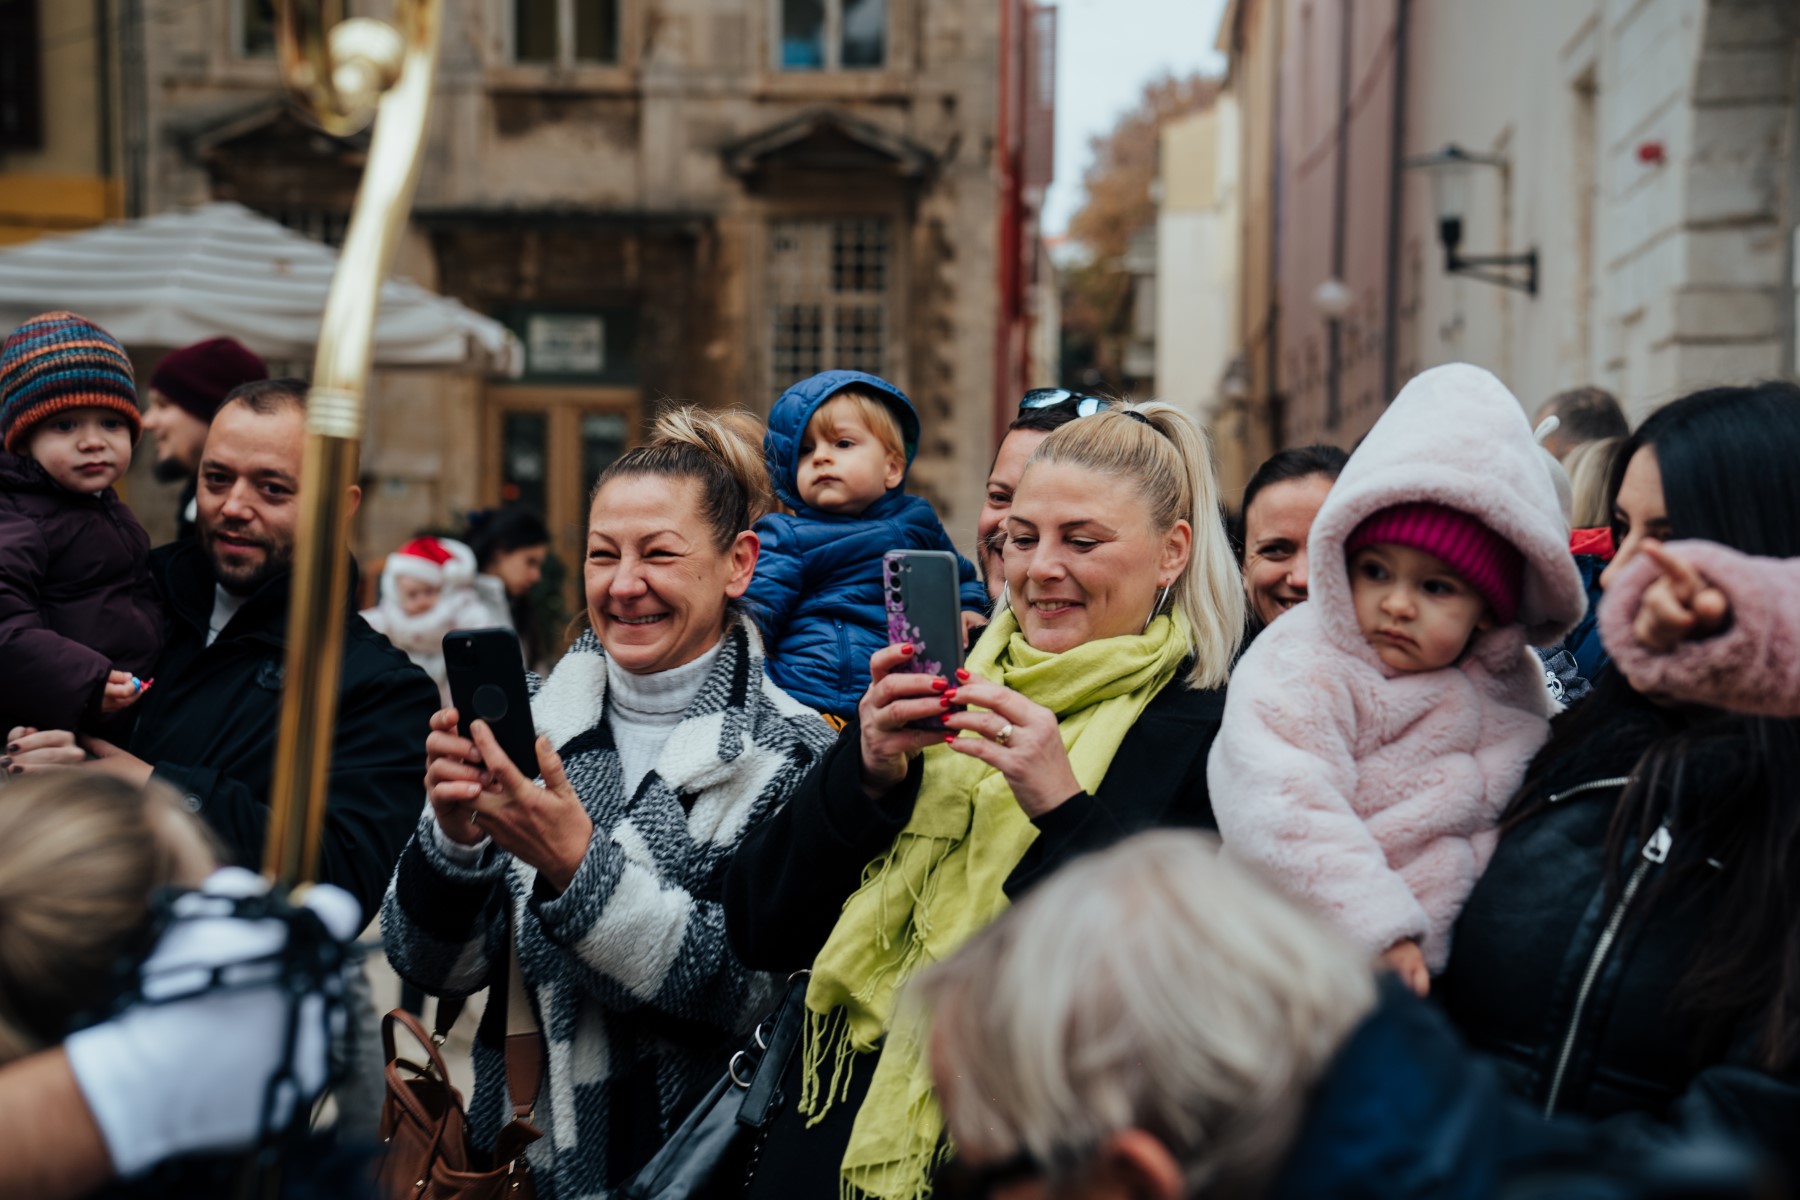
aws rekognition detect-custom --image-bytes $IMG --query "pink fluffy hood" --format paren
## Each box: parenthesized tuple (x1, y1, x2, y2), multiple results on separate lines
(1308, 363, 1588, 662)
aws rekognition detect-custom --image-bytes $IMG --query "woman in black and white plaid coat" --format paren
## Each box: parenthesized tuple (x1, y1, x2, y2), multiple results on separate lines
(381, 407, 835, 1199)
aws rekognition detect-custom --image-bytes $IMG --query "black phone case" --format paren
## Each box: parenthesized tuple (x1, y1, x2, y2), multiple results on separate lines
(443, 628, 540, 775)
(883, 550, 965, 731)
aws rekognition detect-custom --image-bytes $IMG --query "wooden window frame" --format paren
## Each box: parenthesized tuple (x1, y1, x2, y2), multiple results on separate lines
(486, 0, 639, 93)
(754, 0, 912, 100)
(232, 0, 276, 60)
(769, 0, 889, 72)
(0, 0, 44, 151)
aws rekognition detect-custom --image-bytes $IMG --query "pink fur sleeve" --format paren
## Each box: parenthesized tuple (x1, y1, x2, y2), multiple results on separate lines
(1207, 616, 1432, 955)
(1599, 540, 1800, 717)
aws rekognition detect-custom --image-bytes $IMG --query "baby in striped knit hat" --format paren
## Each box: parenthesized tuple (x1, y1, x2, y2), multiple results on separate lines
(0, 312, 164, 741)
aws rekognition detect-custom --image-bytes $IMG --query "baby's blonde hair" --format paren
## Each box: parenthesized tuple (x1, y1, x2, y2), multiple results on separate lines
(805, 389, 907, 465)
(0, 775, 217, 1064)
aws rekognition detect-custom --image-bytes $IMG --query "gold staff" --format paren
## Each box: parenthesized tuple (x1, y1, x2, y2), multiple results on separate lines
(264, 0, 443, 889)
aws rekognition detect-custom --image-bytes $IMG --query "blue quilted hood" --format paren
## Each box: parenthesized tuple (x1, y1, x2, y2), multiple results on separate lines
(763, 370, 921, 512)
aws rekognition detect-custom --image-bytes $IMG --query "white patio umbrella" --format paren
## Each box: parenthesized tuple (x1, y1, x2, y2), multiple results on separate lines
(0, 201, 520, 371)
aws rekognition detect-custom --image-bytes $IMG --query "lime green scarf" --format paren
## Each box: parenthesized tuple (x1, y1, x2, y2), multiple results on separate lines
(798, 607, 1193, 1199)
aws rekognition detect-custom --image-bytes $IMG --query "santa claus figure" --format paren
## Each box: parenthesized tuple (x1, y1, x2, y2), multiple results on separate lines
(362, 536, 512, 703)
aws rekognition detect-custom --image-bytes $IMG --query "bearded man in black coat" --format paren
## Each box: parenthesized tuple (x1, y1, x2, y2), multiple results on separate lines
(4, 380, 437, 923)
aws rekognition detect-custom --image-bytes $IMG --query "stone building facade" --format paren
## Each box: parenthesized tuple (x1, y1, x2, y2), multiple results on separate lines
(7, 0, 1053, 577)
(1206, 0, 1800, 501)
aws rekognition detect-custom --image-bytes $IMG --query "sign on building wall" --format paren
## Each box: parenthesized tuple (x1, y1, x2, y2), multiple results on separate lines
(526, 312, 607, 375)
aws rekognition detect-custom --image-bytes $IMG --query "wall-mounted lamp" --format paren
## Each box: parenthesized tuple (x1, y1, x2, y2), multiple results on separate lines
(1219, 357, 1252, 406)
(1404, 144, 1538, 296)
(1312, 277, 1356, 320)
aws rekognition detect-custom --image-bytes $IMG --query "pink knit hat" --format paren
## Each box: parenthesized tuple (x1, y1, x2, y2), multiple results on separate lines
(1345, 501, 1525, 625)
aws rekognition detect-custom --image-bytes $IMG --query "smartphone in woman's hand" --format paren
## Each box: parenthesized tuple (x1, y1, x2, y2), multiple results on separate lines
(444, 628, 539, 772)
(883, 550, 966, 731)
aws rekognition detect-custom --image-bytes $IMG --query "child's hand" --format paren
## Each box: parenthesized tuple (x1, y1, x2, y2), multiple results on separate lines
(1381, 939, 1430, 997)
(960, 610, 987, 641)
(101, 670, 152, 715)
(1633, 541, 1730, 653)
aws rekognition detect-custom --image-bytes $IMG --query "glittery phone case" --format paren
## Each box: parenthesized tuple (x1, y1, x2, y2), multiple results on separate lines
(883, 549, 965, 731)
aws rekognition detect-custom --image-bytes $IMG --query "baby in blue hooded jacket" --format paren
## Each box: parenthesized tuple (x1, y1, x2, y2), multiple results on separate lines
(750, 370, 987, 718)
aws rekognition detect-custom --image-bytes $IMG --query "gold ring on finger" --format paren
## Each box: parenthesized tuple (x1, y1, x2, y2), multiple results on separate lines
(995, 722, 1014, 747)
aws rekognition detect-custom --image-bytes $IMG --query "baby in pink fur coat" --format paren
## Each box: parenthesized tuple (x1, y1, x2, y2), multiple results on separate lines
(1209, 364, 1588, 994)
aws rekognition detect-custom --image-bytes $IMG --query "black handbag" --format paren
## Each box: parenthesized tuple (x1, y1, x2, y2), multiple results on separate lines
(621, 970, 811, 1200)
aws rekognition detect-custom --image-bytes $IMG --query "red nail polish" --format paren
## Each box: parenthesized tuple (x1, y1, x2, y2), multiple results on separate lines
(939, 697, 952, 708)
(955, 669, 970, 682)
(930, 678, 948, 692)
(900, 643, 915, 656)
(944, 734, 955, 744)
(944, 689, 958, 702)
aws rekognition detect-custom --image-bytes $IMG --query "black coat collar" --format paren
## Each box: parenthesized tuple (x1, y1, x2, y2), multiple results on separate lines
(151, 537, 363, 646)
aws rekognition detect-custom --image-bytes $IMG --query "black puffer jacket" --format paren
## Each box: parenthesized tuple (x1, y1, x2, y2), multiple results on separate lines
(0, 451, 161, 734)
(126, 538, 439, 922)
(1436, 685, 1800, 1175)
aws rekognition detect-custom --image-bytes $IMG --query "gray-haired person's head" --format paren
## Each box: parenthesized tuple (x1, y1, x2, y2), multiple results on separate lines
(908, 831, 1377, 1199)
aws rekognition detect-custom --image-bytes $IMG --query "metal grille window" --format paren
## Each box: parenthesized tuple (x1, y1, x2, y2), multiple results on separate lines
(768, 219, 892, 391)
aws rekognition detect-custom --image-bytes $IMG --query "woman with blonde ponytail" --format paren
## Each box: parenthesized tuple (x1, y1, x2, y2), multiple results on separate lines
(723, 401, 1243, 1200)
(385, 404, 836, 1198)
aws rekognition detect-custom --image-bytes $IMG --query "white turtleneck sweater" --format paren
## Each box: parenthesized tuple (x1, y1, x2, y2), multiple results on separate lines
(433, 637, 724, 862)
(604, 637, 722, 799)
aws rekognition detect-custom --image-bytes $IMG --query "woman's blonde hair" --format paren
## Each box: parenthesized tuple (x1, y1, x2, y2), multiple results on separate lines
(1018, 402, 1245, 688)
(709, 408, 781, 524)
(1564, 434, 1627, 530)
(908, 831, 1377, 1198)
(0, 775, 217, 1064)
(593, 404, 775, 543)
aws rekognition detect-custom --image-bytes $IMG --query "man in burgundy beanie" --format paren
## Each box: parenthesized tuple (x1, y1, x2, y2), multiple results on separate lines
(143, 337, 268, 538)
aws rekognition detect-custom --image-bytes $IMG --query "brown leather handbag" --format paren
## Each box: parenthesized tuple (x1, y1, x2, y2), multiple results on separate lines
(377, 937, 544, 1200)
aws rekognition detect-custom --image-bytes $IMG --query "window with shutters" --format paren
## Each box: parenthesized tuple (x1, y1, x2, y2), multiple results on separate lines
(768, 218, 892, 394)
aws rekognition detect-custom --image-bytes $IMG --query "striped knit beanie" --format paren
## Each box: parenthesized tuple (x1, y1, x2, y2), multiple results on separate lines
(0, 312, 141, 453)
(1345, 501, 1525, 625)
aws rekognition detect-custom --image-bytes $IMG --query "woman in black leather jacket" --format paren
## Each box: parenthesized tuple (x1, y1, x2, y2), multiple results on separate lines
(1435, 382, 1800, 1178)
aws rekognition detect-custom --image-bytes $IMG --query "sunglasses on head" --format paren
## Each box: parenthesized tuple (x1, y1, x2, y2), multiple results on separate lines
(1018, 388, 1111, 418)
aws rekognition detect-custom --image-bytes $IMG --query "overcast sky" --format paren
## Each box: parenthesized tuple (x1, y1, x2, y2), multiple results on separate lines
(1041, 0, 1229, 236)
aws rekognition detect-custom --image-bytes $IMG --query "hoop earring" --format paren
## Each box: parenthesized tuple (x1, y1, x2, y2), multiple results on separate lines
(1144, 582, 1172, 633)
(998, 581, 1012, 616)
